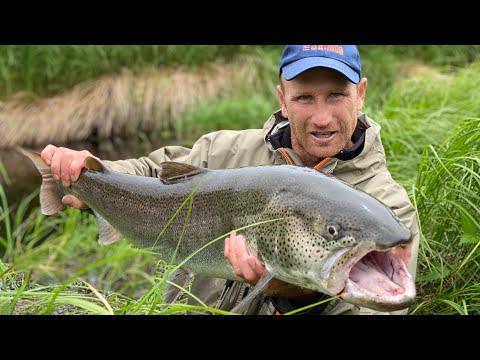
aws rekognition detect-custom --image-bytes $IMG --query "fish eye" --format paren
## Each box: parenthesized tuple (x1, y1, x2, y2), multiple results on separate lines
(326, 224, 339, 238)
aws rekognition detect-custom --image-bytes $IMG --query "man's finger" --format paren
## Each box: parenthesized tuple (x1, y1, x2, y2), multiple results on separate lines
(60, 153, 76, 187)
(233, 233, 250, 261)
(70, 151, 94, 183)
(246, 256, 265, 277)
(49, 148, 63, 180)
(225, 232, 241, 275)
(40, 144, 58, 166)
(232, 233, 256, 280)
(224, 236, 230, 258)
(62, 195, 87, 209)
(241, 256, 263, 285)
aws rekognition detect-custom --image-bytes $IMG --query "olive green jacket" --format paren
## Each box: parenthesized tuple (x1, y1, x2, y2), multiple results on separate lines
(104, 110, 420, 315)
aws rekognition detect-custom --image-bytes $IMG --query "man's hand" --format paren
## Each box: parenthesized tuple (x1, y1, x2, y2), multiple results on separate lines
(224, 231, 266, 286)
(224, 231, 320, 302)
(40, 144, 98, 209)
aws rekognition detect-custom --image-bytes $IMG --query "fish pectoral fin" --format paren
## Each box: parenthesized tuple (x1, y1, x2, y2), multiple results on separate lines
(230, 272, 275, 314)
(162, 268, 194, 304)
(157, 161, 209, 185)
(93, 210, 124, 245)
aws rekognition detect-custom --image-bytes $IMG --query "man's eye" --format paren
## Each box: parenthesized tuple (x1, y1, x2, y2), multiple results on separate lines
(297, 95, 311, 101)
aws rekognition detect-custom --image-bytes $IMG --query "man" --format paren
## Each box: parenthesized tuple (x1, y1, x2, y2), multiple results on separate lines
(41, 45, 420, 315)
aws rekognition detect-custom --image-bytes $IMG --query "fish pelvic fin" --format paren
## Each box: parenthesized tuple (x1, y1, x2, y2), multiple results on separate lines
(17, 147, 65, 215)
(231, 272, 275, 314)
(158, 161, 209, 185)
(93, 210, 124, 245)
(162, 268, 194, 305)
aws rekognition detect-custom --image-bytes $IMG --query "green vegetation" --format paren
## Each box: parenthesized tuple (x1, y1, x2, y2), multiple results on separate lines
(1, 45, 480, 314)
(173, 94, 278, 142)
(0, 45, 279, 100)
(411, 118, 480, 314)
(1, 45, 479, 105)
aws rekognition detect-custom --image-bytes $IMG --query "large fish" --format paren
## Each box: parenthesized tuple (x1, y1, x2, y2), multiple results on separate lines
(20, 148, 416, 312)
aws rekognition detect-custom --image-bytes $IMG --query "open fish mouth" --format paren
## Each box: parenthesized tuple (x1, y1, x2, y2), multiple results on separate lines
(337, 247, 416, 311)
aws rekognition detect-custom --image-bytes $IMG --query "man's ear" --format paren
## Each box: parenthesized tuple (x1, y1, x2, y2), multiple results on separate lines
(357, 77, 367, 111)
(277, 84, 288, 118)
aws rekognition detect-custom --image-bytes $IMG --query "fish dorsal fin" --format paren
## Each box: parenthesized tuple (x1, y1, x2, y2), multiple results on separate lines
(84, 157, 108, 172)
(158, 162, 208, 185)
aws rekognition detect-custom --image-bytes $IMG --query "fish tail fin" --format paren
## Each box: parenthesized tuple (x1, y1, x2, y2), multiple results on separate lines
(17, 147, 65, 215)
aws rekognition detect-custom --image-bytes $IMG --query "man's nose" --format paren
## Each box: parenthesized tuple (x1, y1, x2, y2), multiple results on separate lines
(310, 102, 333, 127)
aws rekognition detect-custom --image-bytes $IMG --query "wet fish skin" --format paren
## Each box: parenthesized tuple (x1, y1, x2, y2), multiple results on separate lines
(20, 148, 416, 312)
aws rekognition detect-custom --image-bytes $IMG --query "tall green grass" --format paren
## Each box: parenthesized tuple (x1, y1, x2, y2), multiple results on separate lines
(369, 60, 480, 190)
(361, 45, 480, 68)
(370, 59, 480, 314)
(0, 45, 280, 101)
(1, 45, 479, 105)
(410, 118, 480, 314)
(360, 45, 480, 110)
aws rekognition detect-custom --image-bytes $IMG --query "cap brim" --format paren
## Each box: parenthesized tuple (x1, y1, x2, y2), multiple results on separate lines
(282, 57, 360, 83)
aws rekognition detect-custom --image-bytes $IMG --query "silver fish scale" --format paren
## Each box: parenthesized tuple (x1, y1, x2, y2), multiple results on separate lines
(69, 164, 410, 283)
(73, 167, 277, 278)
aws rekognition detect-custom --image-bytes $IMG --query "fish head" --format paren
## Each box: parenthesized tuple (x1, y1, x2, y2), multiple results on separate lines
(321, 195, 416, 312)
(258, 172, 416, 312)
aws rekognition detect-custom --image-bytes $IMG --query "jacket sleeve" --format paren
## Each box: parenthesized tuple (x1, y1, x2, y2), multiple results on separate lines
(101, 133, 216, 176)
(101, 128, 271, 174)
(101, 145, 190, 176)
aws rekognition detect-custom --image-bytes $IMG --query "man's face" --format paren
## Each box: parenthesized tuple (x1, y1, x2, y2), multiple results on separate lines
(277, 67, 367, 167)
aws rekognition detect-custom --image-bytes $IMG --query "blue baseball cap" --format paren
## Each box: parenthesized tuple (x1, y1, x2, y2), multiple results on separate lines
(279, 45, 361, 83)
